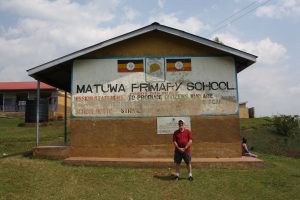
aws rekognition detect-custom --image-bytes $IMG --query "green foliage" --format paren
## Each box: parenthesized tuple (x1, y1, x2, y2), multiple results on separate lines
(269, 115, 299, 136)
(213, 36, 224, 44)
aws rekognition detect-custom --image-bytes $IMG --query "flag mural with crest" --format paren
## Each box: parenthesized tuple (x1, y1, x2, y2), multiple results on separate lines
(166, 58, 191, 72)
(117, 59, 144, 72)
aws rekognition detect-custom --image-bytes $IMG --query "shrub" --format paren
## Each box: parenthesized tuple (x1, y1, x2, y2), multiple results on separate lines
(17, 122, 26, 127)
(270, 115, 299, 136)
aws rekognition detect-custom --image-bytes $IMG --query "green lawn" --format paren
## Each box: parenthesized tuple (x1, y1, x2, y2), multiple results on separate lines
(0, 117, 300, 200)
(1, 154, 300, 200)
(0, 117, 66, 156)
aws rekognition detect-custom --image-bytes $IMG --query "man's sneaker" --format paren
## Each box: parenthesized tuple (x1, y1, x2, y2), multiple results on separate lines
(174, 176, 179, 181)
(188, 176, 194, 181)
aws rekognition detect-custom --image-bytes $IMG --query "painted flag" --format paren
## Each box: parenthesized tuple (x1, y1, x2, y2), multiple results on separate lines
(118, 59, 144, 72)
(166, 58, 191, 72)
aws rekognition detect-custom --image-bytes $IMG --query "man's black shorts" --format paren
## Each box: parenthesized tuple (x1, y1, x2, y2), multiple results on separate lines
(174, 151, 192, 164)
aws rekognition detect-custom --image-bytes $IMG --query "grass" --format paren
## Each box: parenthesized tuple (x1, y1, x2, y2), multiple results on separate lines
(0, 116, 300, 199)
(0, 117, 67, 156)
(1, 154, 300, 200)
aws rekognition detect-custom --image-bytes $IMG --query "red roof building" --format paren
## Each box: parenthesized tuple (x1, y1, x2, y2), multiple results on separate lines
(0, 82, 55, 91)
(0, 81, 57, 113)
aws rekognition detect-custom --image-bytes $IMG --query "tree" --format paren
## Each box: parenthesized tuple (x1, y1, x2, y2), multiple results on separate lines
(213, 37, 224, 44)
(269, 115, 299, 136)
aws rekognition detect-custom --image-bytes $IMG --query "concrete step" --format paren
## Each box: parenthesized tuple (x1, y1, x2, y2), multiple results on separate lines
(33, 146, 70, 159)
(64, 156, 264, 169)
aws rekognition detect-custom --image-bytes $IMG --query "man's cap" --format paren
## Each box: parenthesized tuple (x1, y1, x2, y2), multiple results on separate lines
(178, 119, 184, 123)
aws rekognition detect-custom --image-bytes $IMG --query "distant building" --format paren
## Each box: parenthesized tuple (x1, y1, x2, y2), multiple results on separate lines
(239, 102, 255, 118)
(0, 82, 70, 119)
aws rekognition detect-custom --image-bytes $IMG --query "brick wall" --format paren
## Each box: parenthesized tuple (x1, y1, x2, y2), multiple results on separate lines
(70, 115, 241, 158)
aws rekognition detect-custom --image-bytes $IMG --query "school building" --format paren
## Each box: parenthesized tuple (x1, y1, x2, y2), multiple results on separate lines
(0, 82, 70, 120)
(27, 22, 262, 167)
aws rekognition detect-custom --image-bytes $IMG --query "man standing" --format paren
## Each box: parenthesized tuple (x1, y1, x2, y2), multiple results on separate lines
(173, 119, 193, 181)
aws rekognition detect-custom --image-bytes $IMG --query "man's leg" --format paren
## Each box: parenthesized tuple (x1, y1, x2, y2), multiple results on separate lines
(187, 163, 192, 174)
(174, 151, 182, 180)
(187, 163, 193, 181)
(175, 163, 180, 177)
(183, 153, 193, 181)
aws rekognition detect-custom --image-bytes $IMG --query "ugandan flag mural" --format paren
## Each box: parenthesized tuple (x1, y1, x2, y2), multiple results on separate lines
(118, 59, 144, 72)
(166, 58, 191, 72)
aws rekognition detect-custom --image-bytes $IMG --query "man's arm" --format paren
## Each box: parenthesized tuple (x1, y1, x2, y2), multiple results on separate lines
(184, 139, 192, 151)
(174, 141, 185, 152)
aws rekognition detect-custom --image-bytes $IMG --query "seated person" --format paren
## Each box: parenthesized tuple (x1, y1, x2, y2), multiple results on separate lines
(242, 137, 257, 158)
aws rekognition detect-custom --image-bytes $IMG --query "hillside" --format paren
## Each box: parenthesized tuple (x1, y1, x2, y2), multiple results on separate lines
(240, 118, 300, 158)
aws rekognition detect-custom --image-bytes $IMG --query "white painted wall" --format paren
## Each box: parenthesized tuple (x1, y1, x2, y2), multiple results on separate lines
(72, 56, 237, 117)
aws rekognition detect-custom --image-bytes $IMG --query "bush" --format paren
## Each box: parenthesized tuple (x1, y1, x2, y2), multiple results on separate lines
(270, 115, 299, 136)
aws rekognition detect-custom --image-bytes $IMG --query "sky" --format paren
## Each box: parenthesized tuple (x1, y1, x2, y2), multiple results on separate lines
(0, 0, 299, 116)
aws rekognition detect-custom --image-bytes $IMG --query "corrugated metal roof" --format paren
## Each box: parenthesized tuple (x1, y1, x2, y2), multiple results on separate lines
(26, 22, 257, 92)
(0, 82, 56, 91)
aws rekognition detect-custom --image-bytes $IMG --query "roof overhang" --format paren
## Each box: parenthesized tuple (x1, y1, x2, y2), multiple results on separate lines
(27, 22, 257, 92)
(0, 81, 56, 91)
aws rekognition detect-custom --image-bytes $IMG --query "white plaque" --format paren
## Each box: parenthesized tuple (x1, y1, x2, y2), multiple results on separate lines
(157, 116, 191, 134)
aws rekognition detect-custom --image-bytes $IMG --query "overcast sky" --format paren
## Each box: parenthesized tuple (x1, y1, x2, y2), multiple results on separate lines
(0, 0, 299, 116)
